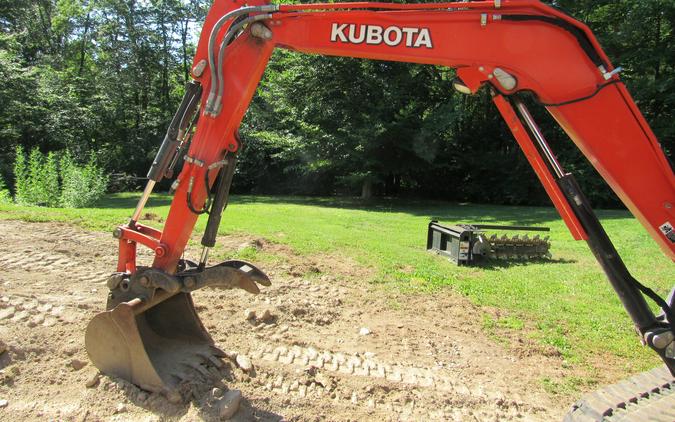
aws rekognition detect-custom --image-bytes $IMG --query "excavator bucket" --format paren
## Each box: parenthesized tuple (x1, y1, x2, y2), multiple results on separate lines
(85, 260, 270, 400)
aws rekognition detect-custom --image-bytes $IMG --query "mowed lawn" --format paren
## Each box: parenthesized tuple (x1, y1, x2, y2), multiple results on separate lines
(1, 194, 673, 382)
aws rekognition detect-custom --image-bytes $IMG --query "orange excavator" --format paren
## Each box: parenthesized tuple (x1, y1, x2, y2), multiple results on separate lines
(84, 0, 675, 419)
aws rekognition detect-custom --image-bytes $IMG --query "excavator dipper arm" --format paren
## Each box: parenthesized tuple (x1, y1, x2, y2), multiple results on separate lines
(92, 0, 675, 407)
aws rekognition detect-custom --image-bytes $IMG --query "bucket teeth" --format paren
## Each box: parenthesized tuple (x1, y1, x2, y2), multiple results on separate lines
(187, 361, 212, 378)
(210, 345, 227, 357)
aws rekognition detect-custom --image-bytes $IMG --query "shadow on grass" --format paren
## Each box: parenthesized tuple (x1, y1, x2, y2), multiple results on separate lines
(91, 193, 173, 209)
(92, 193, 632, 227)
(232, 194, 631, 224)
(472, 257, 578, 270)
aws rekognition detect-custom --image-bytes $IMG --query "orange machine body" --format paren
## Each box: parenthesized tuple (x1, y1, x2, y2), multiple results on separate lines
(113, 0, 673, 274)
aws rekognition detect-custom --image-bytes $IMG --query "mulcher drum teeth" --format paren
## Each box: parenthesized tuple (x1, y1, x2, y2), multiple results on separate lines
(479, 232, 551, 260)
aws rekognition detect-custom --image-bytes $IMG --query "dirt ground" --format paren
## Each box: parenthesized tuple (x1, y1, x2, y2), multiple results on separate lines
(0, 219, 578, 421)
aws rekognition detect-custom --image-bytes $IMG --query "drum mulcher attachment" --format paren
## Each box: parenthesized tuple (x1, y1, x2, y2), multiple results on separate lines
(426, 221, 552, 265)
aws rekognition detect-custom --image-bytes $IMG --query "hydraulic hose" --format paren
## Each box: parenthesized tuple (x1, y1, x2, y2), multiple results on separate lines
(209, 14, 272, 115)
(206, 5, 278, 114)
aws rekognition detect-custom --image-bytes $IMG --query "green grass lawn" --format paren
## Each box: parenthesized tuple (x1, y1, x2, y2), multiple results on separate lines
(1, 193, 673, 384)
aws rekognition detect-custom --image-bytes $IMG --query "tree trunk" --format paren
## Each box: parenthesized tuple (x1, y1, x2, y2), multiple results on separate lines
(361, 179, 373, 199)
(78, 12, 91, 76)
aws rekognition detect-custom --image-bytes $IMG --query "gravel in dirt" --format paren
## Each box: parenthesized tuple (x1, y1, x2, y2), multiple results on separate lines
(0, 220, 579, 421)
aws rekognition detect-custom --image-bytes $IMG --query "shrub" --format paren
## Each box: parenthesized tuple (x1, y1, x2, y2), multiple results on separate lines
(42, 152, 60, 207)
(15, 147, 61, 206)
(59, 152, 108, 208)
(0, 177, 10, 204)
(13, 145, 28, 204)
(12, 146, 108, 208)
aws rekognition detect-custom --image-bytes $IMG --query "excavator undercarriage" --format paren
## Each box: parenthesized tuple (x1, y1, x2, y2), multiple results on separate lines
(84, 0, 674, 418)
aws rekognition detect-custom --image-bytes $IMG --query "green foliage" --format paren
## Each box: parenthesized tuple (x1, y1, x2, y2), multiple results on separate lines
(11, 146, 107, 208)
(59, 153, 109, 208)
(13, 145, 27, 204)
(43, 152, 60, 207)
(22, 147, 60, 206)
(0, 176, 10, 204)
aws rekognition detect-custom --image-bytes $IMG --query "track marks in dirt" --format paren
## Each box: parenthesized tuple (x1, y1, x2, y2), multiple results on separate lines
(0, 219, 566, 421)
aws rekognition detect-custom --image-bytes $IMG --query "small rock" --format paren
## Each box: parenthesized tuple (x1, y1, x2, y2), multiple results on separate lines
(0, 399, 7, 408)
(43, 316, 58, 327)
(260, 309, 273, 322)
(244, 309, 256, 320)
(63, 345, 78, 357)
(37, 303, 53, 313)
(223, 350, 238, 360)
(315, 373, 332, 389)
(85, 372, 100, 388)
(30, 314, 45, 327)
(11, 310, 29, 322)
(306, 347, 318, 360)
(166, 390, 183, 404)
(115, 403, 127, 414)
(217, 389, 242, 420)
(236, 355, 253, 372)
(23, 300, 38, 310)
(70, 359, 88, 371)
(137, 392, 148, 402)
(212, 387, 224, 398)
(0, 307, 14, 320)
(359, 327, 371, 336)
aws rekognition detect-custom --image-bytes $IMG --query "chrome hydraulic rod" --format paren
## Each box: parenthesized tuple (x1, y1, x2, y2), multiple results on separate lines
(514, 99, 565, 178)
(130, 180, 156, 225)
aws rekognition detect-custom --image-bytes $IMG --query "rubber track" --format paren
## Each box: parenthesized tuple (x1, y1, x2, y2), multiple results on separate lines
(564, 365, 675, 421)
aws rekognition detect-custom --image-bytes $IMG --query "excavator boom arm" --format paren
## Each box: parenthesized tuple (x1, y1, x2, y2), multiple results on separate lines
(162, 0, 673, 267)
(99, 0, 675, 401)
